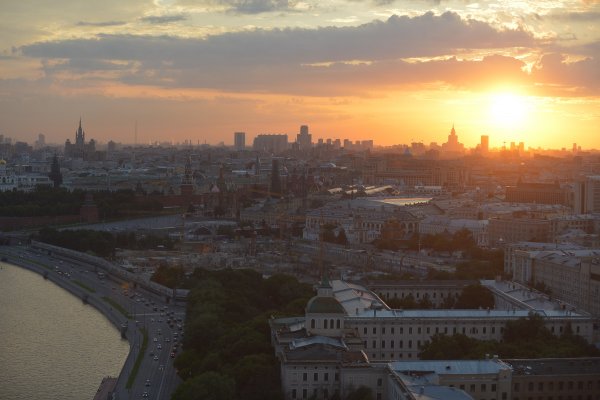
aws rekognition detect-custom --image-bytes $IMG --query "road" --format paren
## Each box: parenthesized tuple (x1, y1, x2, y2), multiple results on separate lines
(0, 244, 184, 400)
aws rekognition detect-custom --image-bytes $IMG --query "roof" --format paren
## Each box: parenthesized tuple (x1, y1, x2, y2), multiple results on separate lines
(306, 295, 345, 314)
(348, 308, 589, 320)
(390, 359, 511, 376)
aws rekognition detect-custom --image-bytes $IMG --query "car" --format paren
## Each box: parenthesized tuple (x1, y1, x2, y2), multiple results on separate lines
(153, 355, 159, 361)
(170, 352, 175, 358)
(157, 344, 162, 350)
(153, 338, 158, 342)
(145, 379, 151, 387)
(164, 337, 170, 342)
(142, 391, 149, 398)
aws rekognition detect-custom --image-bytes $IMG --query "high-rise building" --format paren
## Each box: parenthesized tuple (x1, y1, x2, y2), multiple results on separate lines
(441, 124, 464, 155)
(481, 135, 489, 153)
(234, 131, 245, 151)
(296, 125, 312, 151)
(253, 134, 288, 154)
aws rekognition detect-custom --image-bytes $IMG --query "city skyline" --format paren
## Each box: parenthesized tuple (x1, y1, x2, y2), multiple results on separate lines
(1, 1, 599, 148)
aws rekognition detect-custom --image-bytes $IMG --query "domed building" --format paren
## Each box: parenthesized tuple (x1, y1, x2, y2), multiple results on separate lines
(305, 275, 346, 337)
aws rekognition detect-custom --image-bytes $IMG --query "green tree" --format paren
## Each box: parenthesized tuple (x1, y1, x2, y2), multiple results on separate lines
(346, 386, 374, 400)
(454, 284, 495, 309)
(171, 371, 235, 400)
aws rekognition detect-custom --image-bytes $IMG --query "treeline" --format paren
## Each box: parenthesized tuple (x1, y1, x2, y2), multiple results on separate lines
(0, 186, 164, 218)
(35, 228, 175, 258)
(172, 269, 313, 400)
(420, 314, 600, 360)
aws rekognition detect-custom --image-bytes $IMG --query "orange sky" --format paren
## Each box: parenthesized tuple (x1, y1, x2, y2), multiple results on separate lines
(0, 0, 599, 149)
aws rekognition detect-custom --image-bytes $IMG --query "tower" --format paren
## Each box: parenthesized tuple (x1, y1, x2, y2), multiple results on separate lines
(234, 132, 245, 151)
(481, 135, 489, 153)
(75, 118, 85, 146)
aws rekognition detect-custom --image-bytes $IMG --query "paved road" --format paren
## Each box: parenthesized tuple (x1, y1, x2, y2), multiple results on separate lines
(0, 245, 184, 400)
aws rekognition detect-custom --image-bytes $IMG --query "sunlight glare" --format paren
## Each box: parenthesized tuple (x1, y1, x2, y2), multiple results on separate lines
(488, 92, 531, 130)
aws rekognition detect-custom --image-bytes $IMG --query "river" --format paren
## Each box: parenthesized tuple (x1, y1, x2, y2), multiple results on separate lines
(0, 262, 129, 400)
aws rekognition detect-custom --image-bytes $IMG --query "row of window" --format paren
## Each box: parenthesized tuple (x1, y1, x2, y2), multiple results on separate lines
(301, 372, 339, 382)
(514, 380, 600, 392)
(361, 325, 503, 336)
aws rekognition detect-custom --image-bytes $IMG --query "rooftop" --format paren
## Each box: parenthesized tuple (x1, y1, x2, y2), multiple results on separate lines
(505, 358, 600, 376)
(390, 359, 511, 376)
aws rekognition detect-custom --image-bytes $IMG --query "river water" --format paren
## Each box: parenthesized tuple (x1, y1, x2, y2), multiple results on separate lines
(0, 262, 129, 400)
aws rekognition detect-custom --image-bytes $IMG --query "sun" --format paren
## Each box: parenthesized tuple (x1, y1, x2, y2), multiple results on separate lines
(488, 92, 531, 130)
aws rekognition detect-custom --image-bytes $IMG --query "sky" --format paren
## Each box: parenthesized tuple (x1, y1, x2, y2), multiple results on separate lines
(0, 0, 599, 149)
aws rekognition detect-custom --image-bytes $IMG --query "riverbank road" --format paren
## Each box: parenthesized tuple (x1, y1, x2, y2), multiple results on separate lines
(0, 245, 184, 400)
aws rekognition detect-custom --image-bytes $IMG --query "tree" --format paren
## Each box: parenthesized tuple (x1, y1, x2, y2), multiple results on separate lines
(345, 386, 374, 400)
(337, 228, 348, 245)
(454, 284, 495, 309)
(171, 371, 235, 400)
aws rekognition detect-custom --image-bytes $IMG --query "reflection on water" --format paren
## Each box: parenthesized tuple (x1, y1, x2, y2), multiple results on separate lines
(0, 263, 129, 400)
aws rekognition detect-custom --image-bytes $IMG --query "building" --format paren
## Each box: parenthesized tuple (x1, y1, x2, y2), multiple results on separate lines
(504, 244, 600, 317)
(488, 216, 550, 247)
(296, 125, 312, 151)
(505, 180, 569, 206)
(64, 118, 96, 159)
(480, 135, 489, 153)
(253, 134, 289, 154)
(271, 278, 599, 400)
(441, 125, 465, 157)
(234, 131, 246, 151)
(303, 199, 420, 244)
(573, 176, 600, 214)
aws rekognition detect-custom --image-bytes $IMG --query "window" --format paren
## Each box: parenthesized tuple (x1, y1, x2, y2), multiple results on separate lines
(377, 378, 382, 387)
(335, 373, 339, 382)
(373, 327, 377, 334)
(311, 319, 315, 329)
(302, 389, 307, 399)
(314, 372, 318, 382)
(372, 340, 376, 348)
(391, 340, 395, 348)
(292, 389, 297, 399)
(515, 383, 520, 392)
(529, 382, 534, 391)
(382, 327, 386, 334)
(481, 383, 486, 392)
(470, 384, 476, 392)
(324, 373, 329, 382)
(337, 319, 340, 329)
(418, 327, 421, 334)
(381, 340, 385, 349)
(492, 384, 497, 392)
(408, 340, 412, 348)
(363, 327, 367, 335)
(409, 327, 413, 334)
(303, 373, 307, 382)
(426, 327, 430, 334)
(400, 340, 403, 348)
(324, 320, 328, 329)
(391, 327, 395, 334)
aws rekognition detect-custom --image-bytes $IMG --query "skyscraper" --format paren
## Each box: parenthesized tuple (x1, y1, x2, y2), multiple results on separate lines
(480, 135, 489, 153)
(296, 125, 312, 151)
(234, 132, 245, 150)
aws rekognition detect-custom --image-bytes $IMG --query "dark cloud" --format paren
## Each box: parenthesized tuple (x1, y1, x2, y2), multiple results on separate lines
(22, 12, 536, 63)
(76, 20, 127, 27)
(179, 0, 294, 14)
(19, 11, 599, 96)
(139, 14, 187, 24)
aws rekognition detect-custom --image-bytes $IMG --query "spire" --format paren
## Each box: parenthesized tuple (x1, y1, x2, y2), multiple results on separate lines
(79, 117, 82, 130)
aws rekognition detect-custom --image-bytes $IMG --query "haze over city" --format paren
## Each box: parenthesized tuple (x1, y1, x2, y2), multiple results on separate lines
(1, 0, 599, 149)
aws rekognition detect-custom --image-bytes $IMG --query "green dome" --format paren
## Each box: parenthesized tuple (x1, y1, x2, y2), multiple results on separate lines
(306, 296, 345, 315)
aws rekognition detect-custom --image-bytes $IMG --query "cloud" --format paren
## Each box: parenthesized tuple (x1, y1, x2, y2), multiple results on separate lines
(22, 12, 536, 63)
(178, 0, 295, 14)
(76, 20, 127, 27)
(546, 11, 600, 22)
(139, 14, 188, 24)
(17, 11, 599, 97)
(531, 52, 600, 95)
